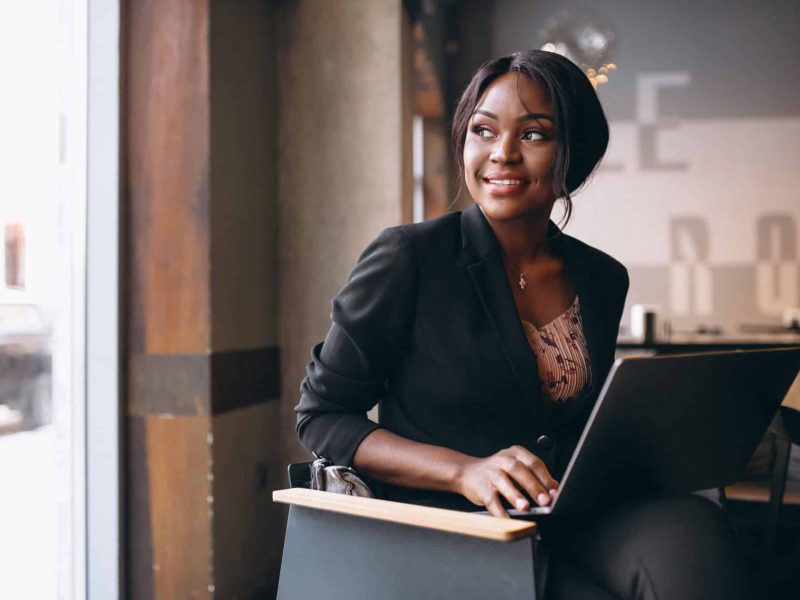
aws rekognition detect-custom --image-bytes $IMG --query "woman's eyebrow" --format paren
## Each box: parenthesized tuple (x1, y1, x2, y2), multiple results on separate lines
(473, 108, 555, 123)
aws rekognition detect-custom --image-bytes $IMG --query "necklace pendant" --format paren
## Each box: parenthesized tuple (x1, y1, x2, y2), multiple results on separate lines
(518, 273, 527, 290)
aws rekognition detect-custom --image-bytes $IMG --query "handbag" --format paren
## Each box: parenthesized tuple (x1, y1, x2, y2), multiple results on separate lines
(309, 455, 375, 498)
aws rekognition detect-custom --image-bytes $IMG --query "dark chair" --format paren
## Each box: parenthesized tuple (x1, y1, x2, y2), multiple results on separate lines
(287, 462, 312, 489)
(273, 462, 542, 599)
(725, 403, 800, 598)
(757, 406, 800, 586)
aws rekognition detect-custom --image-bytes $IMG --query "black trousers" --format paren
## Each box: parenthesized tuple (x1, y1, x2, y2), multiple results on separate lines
(539, 494, 752, 600)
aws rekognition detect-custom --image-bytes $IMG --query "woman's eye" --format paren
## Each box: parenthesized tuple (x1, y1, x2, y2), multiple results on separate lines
(522, 130, 545, 141)
(472, 126, 493, 138)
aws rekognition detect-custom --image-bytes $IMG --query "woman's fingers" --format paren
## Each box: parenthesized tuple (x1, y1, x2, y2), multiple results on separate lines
(492, 471, 533, 511)
(461, 447, 562, 517)
(503, 459, 550, 506)
(510, 446, 560, 492)
(484, 492, 509, 518)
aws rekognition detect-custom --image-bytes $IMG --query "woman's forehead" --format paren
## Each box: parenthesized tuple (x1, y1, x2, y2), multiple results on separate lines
(475, 72, 554, 119)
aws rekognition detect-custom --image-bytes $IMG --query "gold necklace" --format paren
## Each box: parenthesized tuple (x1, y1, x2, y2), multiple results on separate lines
(507, 264, 528, 290)
(504, 244, 549, 292)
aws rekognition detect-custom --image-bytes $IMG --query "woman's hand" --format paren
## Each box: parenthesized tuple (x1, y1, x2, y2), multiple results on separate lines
(456, 445, 559, 518)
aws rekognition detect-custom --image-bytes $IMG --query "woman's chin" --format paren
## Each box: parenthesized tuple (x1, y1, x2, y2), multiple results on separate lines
(477, 198, 548, 223)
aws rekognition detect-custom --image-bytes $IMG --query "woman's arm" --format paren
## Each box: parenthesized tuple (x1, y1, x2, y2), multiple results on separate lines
(354, 428, 559, 518)
(353, 428, 466, 493)
(297, 227, 558, 516)
(296, 228, 415, 466)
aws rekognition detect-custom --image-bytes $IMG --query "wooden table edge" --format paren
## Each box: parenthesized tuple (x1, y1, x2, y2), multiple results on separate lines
(273, 488, 537, 542)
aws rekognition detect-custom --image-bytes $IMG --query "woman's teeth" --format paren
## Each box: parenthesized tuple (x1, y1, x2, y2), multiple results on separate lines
(487, 179, 524, 185)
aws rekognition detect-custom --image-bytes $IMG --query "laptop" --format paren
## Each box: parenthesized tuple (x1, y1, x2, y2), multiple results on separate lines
(504, 347, 800, 517)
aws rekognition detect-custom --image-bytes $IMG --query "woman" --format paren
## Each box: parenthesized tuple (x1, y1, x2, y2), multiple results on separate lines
(296, 50, 750, 600)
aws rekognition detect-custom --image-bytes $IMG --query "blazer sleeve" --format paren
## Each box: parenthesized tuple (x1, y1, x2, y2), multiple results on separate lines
(295, 227, 417, 466)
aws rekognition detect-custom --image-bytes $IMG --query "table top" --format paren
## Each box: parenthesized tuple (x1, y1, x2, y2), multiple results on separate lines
(617, 332, 800, 352)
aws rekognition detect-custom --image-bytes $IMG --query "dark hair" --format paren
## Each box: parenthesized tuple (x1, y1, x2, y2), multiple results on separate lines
(451, 50, 609, 227)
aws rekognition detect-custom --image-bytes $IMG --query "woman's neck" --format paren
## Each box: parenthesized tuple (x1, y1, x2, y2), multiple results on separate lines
(481, 209, 553, 269)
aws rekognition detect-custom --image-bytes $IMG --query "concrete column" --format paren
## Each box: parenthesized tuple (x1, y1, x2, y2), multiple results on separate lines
(276, 0, 413, 464)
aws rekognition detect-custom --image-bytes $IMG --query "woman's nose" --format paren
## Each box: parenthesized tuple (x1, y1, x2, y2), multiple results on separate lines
(490, 134, 521, 164)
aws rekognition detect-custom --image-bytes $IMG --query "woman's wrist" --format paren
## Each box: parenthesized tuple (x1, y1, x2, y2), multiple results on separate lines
(447, 452, 476, 496)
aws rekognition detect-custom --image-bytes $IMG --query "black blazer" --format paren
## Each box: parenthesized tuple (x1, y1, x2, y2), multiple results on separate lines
(296, 203, 629, 509)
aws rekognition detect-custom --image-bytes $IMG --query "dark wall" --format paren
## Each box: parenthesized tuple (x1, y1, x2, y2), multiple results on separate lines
(489, 0, 800, 120)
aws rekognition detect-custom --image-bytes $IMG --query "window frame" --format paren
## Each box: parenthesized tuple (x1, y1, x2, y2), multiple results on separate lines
(85, 0, 121, 598)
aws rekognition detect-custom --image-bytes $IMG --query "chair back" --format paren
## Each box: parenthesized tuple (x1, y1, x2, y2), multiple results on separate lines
(287, 462, 311, 488)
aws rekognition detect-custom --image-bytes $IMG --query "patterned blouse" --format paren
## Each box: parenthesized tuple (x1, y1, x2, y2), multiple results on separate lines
(521, 295, 592, 403)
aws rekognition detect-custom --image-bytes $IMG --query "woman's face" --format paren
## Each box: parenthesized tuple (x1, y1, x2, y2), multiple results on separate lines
(463, 72, 559, 223)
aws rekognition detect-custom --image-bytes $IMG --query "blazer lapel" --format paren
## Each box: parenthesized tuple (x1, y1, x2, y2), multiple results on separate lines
(461, 204, 610, 413)
(462, 205, 543, 417)
(552, 232, 608, 396)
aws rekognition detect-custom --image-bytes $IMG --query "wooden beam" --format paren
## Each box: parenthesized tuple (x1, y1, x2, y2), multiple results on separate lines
(126, 0, 210, 356)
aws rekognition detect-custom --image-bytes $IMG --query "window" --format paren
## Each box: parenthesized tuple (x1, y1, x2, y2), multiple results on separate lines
(0, 1, 120, 598)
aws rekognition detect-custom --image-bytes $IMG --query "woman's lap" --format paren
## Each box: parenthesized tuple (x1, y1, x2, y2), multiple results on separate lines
(546, 558, 623, 600)
(540, 494, 752, 600)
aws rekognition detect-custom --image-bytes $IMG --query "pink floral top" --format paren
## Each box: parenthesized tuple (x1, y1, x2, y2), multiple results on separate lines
(521, 295, 592, 403)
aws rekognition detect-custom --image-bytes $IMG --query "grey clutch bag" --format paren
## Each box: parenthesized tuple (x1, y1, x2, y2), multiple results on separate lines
(309, 455, 375, 498)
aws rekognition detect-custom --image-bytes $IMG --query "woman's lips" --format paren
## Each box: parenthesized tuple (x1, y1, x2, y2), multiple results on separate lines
(482, 177, 529, 196)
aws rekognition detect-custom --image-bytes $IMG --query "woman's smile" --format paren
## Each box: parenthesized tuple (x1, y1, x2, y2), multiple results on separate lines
(482, 170, 530, 195)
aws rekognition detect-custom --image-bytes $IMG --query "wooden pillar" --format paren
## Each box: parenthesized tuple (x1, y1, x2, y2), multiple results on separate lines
(124, 0, 282, 597)
(124, 0, 414, 595)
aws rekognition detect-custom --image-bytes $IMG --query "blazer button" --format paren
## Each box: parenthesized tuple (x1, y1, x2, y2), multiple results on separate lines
(536, 435, 554, 450)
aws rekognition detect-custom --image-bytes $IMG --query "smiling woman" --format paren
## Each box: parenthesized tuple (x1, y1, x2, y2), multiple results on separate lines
(295, 49, 751, 600)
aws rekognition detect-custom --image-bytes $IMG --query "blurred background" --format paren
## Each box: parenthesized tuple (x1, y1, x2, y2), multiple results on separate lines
(0, 0, 797, 598)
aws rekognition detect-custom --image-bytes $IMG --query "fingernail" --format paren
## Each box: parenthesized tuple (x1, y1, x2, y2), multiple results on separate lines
(515, 498, 528, 511)
(549, 489, 557, 497)
(537, 493, 549, 505)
